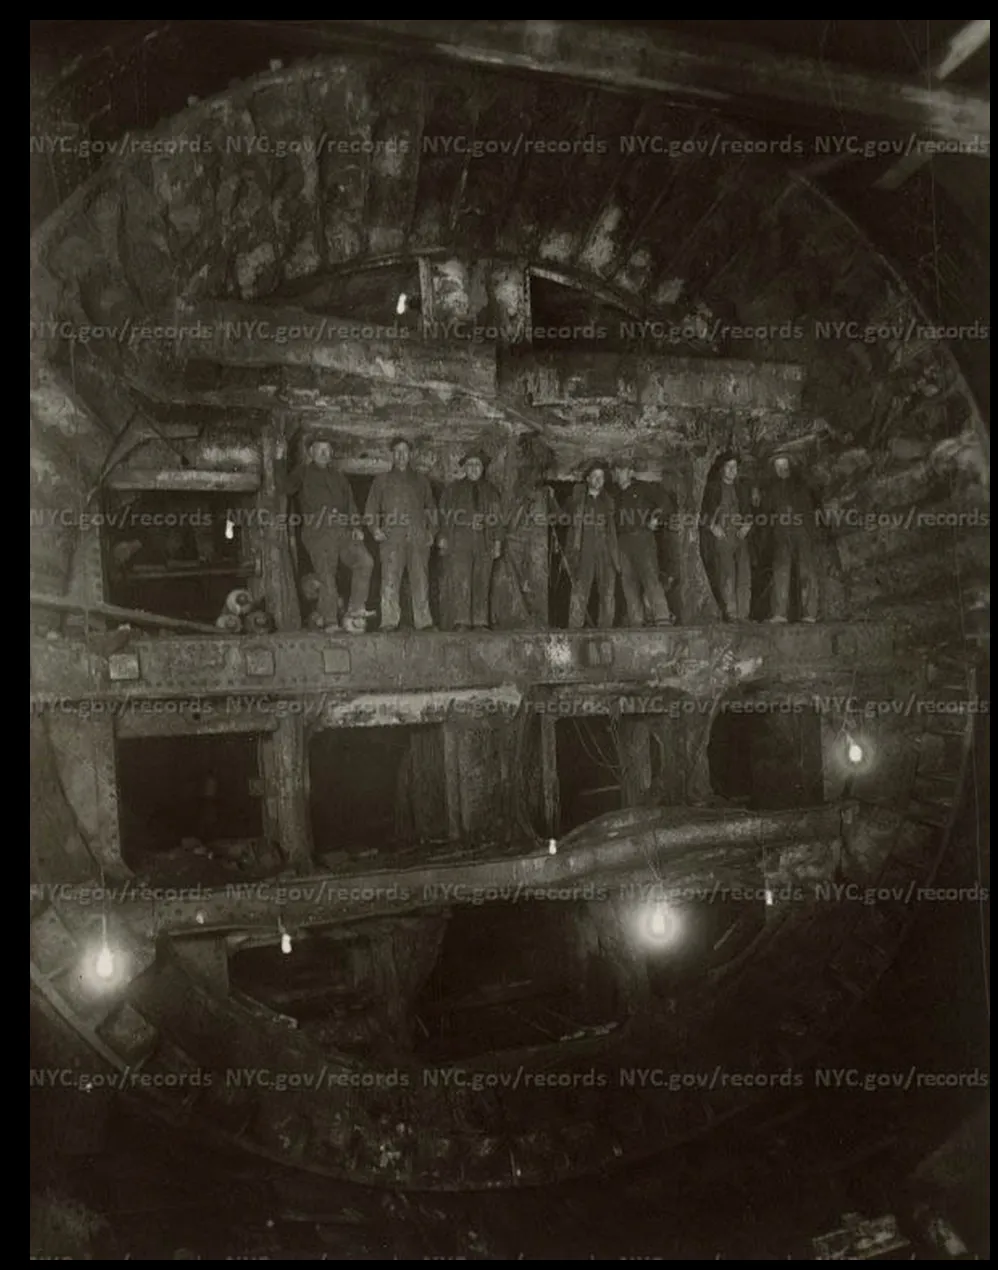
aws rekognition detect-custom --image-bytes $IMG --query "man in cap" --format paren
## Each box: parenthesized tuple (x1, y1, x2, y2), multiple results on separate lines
(760, 450, 820, 623)
(565, 460, 620, 629)
(702, 450, 753, 621)
(364, 436, 438, 631)
(438, 450, 503, 630)
(612, 455, 673, 627)
(279, 433, 373, 630)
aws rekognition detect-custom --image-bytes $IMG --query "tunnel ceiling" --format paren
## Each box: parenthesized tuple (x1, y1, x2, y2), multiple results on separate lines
(29, 20, 990, 417)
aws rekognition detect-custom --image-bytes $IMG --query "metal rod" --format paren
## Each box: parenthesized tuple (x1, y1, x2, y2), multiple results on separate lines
(30, 591, 223, 635)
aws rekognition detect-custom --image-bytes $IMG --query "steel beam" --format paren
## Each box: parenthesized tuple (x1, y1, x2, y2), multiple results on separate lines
(30, 622, 902, 705)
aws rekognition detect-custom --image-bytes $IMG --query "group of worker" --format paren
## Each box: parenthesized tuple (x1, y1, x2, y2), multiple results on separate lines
(279, 434, 822, 632)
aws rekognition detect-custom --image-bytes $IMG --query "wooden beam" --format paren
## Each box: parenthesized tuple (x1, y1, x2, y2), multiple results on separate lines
(256, 428, 301, 632)
(259, 718, 313, 868)
(283, 20, 990, 147)
(539, 715, 559, 838)
(104, 468, 260, 492)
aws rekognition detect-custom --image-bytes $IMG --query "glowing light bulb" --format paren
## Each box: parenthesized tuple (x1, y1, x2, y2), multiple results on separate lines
(764, 887, 774, 907)
(547, 839, 558, 855)
(847, 740, 864, 765)
(395, 293, 408, 316)
(642, 901, 682, 947)
(94, 943, 115, 980)
(280, 931, 293, 955)
(224, 513, 235, 541)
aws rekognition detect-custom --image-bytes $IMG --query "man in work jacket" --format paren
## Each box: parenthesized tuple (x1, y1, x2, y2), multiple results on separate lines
(364, 436, 438, 631)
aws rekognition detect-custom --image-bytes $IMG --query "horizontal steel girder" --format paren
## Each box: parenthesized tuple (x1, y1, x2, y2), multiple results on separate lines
(31, 622, 902, 706)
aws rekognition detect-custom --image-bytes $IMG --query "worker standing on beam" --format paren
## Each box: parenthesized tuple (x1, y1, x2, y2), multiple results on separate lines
(438, 450, 503, 630)
(278, 433, 373, 630)
(612, 455, 674, 627)
(365, 436, 438, 632)
(565, 460, 620, 629)
(761, 450, 820, 623)
(702, 450, 753, 622)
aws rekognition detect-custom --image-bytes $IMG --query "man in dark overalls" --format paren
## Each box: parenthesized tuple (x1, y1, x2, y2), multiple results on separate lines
(702, 450, 753, 622)
(364, 436, 438, 631)
(565, 461, 620, 629)
(612, 456, 673, 627)
(279, 434, 373, 630)
(438, 450, 503, 630)
(761, 450, 820, 623)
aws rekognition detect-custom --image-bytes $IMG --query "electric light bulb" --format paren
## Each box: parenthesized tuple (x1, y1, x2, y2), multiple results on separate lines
(225, 513, 235, 541)
(280, 931, 293, 955)
(547, 839, 557, 855)
(847, 741, 864, 765)
(642, 901, 683, 947)
(95, 943, 115, 980)
(395, 293, 407, 316)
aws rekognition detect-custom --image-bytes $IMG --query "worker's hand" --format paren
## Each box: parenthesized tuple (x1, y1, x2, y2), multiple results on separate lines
(710, 524, 724, 540)
(372, 528, 387, 543)
(437, 536, 449, 554)
(737, 522, 751, 539)
(351, 528, 365, 543)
